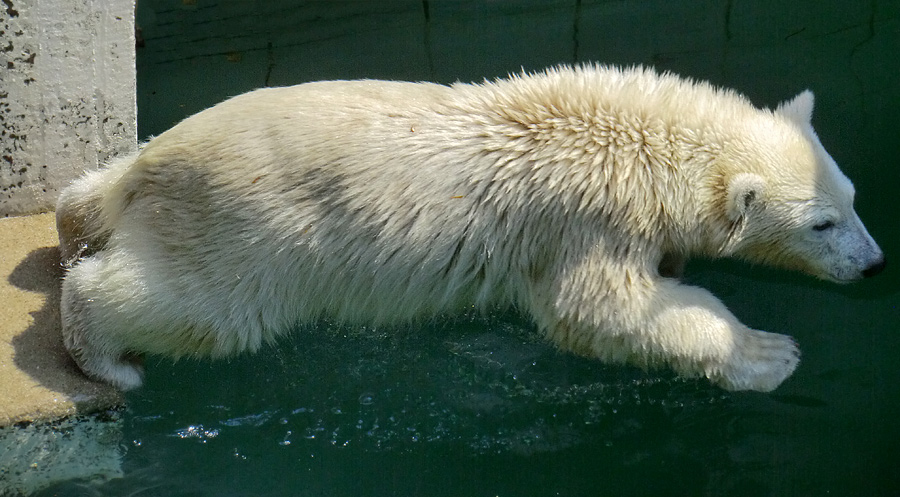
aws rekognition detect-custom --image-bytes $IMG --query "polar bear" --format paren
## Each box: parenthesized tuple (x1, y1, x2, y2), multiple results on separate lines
(56, 65, 885, 392)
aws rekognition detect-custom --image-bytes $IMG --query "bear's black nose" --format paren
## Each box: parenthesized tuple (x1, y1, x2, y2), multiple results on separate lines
(862, 257, 886, 278)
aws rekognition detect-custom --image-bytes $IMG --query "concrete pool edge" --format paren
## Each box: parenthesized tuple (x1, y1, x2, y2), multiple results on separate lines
(0, 212, 123, 428)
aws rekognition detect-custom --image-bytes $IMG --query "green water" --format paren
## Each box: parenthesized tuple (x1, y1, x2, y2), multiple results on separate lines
(35, 262, 900, 496)
(29, 1, 900, 495)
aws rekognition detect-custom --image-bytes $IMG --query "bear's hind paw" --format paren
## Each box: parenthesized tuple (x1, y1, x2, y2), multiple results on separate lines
(70, 349, 146, 391)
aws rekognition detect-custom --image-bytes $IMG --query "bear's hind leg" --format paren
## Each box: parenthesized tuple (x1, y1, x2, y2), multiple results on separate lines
(61, 255, 145, 390)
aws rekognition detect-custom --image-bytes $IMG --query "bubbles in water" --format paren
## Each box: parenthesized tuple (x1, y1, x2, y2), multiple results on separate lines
(171, 425, 219, 444)
(139, 311, 729, 457)
(279, 430, 292, 446)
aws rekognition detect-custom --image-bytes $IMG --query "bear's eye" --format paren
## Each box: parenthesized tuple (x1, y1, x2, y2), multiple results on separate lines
(812, 221, 835, 232)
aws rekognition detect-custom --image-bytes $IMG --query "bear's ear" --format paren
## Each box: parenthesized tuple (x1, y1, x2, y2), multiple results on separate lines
(776, 90, 815, 124)
(726, 173, 766, 221)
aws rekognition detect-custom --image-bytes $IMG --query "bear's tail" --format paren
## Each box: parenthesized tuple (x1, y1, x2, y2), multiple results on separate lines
(56, 150, 139, 265)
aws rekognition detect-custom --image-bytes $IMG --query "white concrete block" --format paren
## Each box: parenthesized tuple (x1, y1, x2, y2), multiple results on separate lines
(0, 0, 137, 216)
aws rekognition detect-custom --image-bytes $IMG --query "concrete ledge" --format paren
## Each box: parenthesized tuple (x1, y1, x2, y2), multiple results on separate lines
(0, 213, 122, 428)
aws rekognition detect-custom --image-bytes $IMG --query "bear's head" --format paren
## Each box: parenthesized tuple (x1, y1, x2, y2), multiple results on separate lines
(720, 91, 885, 283)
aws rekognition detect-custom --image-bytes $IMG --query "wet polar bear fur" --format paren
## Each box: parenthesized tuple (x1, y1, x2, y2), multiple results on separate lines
(57, 65, 886, 392)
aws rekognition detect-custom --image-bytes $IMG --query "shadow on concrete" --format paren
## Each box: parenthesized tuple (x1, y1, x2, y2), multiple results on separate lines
(8, 246, 122, 414)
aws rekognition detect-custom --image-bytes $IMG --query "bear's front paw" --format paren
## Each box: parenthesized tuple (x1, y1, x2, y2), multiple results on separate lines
(710, 329, 800, 392)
